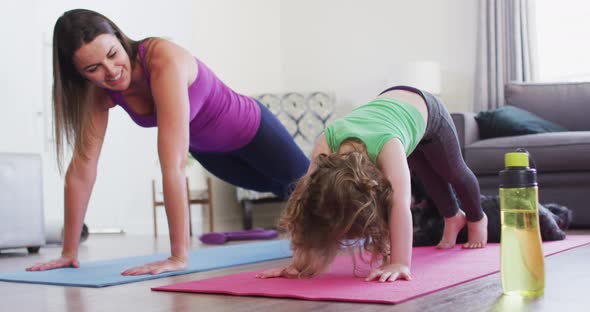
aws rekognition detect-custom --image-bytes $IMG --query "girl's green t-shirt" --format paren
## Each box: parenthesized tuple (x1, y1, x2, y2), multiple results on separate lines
(325, 98, 426, 162)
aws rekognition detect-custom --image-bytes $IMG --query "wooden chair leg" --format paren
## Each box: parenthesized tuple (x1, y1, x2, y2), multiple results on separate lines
(208, 203, 214, 232)
(152, 179, 158, 238)
(185, 177, 193, 237)
(242, 200, 253, 230)
(207, 176, 214, 232)
(153, 205, 158, 238)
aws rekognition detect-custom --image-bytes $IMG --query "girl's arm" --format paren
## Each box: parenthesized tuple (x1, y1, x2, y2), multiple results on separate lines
(122, 39, 195, 276)
(366, 138, 413, 282)
(27, 89, 111, 271)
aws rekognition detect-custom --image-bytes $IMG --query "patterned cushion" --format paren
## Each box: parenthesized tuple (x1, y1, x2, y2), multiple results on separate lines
(236, 92, 335, 201)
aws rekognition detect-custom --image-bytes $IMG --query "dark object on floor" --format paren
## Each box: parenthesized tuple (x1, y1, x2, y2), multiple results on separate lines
(411, 194, 573, 246)
(46, 223, 89, 245)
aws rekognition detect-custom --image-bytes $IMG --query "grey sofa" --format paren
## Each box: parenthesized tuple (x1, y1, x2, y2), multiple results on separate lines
(452, 82, 590, 228)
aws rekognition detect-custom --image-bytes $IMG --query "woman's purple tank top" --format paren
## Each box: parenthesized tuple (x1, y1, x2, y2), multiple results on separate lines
(108, 41, 261, 152)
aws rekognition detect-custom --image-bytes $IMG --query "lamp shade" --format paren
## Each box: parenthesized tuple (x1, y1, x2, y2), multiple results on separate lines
(388, 61, 442, 95)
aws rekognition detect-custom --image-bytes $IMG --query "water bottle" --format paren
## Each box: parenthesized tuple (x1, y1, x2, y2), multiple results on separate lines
(499, 150, 544, 296)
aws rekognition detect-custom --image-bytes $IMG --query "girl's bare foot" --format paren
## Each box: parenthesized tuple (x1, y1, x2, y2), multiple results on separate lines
(437, 210, 466, 249)
(463, 213, 488, 249)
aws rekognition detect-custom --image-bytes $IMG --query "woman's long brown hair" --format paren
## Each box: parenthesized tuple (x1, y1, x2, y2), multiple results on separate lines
(52, 9, 140, 172)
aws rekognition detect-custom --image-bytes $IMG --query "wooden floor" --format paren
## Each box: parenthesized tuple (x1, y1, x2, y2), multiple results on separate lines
(1, 231, 589, 312)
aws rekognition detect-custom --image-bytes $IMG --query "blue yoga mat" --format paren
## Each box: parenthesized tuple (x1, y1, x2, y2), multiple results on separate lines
(0, 239, 292, 287)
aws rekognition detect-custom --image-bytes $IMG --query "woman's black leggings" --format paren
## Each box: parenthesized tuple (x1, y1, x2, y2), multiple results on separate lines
(190, 101, 309, 199)
(380, 86, 484, 222)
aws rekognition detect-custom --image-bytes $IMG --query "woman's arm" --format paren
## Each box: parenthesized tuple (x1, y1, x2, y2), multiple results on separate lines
(27, 90, 111, 271)
(307, 133, 331, 173)
(121, 39, 195, 275)
(366, 138, 413, 282)
(63, 97, 110, 259)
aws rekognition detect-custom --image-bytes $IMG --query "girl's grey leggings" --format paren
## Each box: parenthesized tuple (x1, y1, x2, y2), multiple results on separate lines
(380, 86, 484, 222)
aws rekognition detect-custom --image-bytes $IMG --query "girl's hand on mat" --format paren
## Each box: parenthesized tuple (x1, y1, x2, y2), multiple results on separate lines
(26, 256, 80, 271)
(256, 266, 299, 279)
(365, 263, 412, 282)
(121, 256, 187, 276)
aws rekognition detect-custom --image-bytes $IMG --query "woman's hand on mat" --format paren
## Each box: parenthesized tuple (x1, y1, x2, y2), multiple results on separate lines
(121, 256, 187, 276)
(256, 265, 300, 279)
(365, 263, 412, 282)
(26, 256, 80, 271)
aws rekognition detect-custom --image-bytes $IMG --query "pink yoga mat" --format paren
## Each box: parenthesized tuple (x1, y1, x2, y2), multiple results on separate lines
(153, 235, 590, 304)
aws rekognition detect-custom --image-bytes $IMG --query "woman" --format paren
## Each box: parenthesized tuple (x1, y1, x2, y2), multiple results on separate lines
(26, 9, 308, 276)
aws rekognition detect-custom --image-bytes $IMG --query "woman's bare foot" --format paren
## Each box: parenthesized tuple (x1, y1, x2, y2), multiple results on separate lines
(463, 213, 488, 249)
(437, 210, 466, 249)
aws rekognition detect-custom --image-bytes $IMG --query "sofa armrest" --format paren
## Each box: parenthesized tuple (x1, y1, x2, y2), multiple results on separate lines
(451, 112, 479, 149)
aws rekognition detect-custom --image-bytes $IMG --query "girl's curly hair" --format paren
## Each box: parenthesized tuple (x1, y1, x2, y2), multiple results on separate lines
(279, 140, 393, 277)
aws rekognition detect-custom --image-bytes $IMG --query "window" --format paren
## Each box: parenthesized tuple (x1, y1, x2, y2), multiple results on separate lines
(535, 0, 590, 82)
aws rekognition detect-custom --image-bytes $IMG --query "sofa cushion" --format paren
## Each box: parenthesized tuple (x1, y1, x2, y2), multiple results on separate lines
(475, 105, 567, 139)
(505, 82, 590, 131)
(465, 131, 590, 174)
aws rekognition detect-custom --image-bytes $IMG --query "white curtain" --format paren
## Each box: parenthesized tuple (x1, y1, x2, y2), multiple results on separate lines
(474, 0, 539, 111)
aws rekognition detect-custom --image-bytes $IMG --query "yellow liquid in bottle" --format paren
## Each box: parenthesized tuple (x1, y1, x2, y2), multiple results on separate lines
(501, 209, 545, 296)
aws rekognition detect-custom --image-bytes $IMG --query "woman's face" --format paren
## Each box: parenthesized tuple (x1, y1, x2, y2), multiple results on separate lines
(73, 34, 131, 91)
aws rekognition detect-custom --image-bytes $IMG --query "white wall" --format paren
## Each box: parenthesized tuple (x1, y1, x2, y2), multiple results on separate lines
(192, 1, 283, 94)
(280, 0, 478, 113)
(0, 2, 39, 154)
(0, 0, 478, 236)
(190, 0, 283, 231)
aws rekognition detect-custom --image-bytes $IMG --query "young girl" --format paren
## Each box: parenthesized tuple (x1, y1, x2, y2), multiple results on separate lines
(257, 86, 487, 282)
(26, 9, 308, 276)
